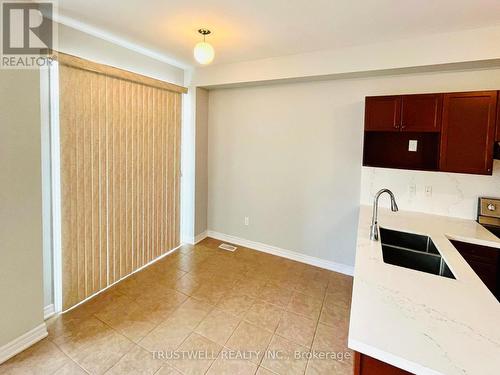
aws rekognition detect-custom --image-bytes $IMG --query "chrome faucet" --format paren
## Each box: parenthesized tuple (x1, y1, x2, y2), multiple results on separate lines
(370, 189, 399, 241)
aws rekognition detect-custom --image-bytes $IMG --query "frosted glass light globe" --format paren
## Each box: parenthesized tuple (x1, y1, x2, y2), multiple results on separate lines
(194, 41, 215, 65)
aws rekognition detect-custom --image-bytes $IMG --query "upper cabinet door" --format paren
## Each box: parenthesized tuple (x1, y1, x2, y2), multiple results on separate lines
(440, 91, 498, 175)
(365, 96, 401, 131)
(401, 94, 443, 132)
(496, 92, 500, 142)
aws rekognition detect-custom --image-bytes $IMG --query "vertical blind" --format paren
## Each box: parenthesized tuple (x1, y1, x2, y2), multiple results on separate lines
(57, 53, 186, 310)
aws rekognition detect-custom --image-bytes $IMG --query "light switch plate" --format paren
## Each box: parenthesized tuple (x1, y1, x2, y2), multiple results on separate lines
(408, 140, 418, 152)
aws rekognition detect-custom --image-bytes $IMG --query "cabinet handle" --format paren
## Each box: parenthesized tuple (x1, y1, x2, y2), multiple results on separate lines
(401, 124, 406, 129)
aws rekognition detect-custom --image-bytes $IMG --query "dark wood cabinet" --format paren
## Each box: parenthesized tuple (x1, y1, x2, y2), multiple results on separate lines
(354, 352, 413, 375)
(365, 96, 401, 131)
(449, 240, 499, 298)
(363, 90, 499, 175)
(439, 91, 497, 175)
(365, 94, 442, 132)
(496, 93, 500, 142)
(401, 94, 442, 132)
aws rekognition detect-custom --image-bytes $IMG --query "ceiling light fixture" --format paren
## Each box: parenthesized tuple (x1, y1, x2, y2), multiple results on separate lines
(194, 28, 215, 65)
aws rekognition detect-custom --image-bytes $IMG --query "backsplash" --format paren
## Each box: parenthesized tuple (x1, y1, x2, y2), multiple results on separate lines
(360, 160, 500, 220)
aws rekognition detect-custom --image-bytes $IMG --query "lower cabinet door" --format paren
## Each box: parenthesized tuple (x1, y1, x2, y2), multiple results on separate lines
(354, 352, 414, 375)
(449, 239, 499, 298)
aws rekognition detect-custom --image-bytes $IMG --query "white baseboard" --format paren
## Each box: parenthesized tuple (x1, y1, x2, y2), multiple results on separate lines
(0, 323, 48, 364)
(183, 231, 209, 245)
(206, 231, 354, 276)
(194, 231, 208, 244)
(43, 304, 55, 320)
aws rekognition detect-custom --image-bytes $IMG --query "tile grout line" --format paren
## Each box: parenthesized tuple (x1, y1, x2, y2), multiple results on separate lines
(302, 278, 329, 375)
(86, 299, 176, 374)
(45, 340, 88, 375)
(166, 299, 218, 375)
(257, 277, 299, 374)
(24, 241, 352, 375)
(48, 338, 92, 375)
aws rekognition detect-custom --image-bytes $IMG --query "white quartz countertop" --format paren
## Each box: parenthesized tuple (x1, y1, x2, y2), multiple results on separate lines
(348, 205, 500, 375)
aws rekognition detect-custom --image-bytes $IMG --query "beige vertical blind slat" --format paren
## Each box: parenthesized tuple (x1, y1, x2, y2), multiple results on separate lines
(147, 86, 152, 264)
(107, 76, 115, 285)
(159, 90, 165, 262)
(98, 74, 107, 290)
(111, 77, 119, 284)
(90, 73, 99, 295)
(167, 93, 173, 252)
(138, 84, 145, 269)
(175, 93, 181, 247)
(118, 79, 125, 279)
(154, 88, 160, 261)
(76, 69, 86, 302)
(59, 61, 183, 310)
(145, 86, 151, 264)
(174, 94, 181, 246)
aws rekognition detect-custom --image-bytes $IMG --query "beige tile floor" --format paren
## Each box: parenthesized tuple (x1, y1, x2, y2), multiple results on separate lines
(0, 238, 354, 375)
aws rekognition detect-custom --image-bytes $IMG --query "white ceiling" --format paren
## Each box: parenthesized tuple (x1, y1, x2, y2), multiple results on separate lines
(58, 0, 500, 67)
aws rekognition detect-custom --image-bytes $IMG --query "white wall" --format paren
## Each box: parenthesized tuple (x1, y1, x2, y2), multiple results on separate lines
(207, 67, 500, 268)
(195, 88, 209, 238)
(208, 81, 363, 267)
(40, 70, 53, 309)
(58, 23, 184, 85)
(0, 69, 45, 347)
(181, 86, 196, 244)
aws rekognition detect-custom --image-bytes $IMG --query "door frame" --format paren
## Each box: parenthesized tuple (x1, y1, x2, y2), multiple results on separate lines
(41, 61, 63, 315)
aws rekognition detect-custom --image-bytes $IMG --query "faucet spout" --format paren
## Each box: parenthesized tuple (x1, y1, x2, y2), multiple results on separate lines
(370, 189, 398, 241)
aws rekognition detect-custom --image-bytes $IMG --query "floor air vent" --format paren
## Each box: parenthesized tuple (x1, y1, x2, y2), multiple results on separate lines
(218, 243, 237, 252)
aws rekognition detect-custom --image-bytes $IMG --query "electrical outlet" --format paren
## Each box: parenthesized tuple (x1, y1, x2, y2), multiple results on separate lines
(425, 186, 432, 197)
(409, 184, 416, 197)
(244, 216, 249, 226)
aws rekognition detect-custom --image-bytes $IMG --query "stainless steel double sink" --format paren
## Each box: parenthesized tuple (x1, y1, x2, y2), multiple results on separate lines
(380, 227, 455, 279)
